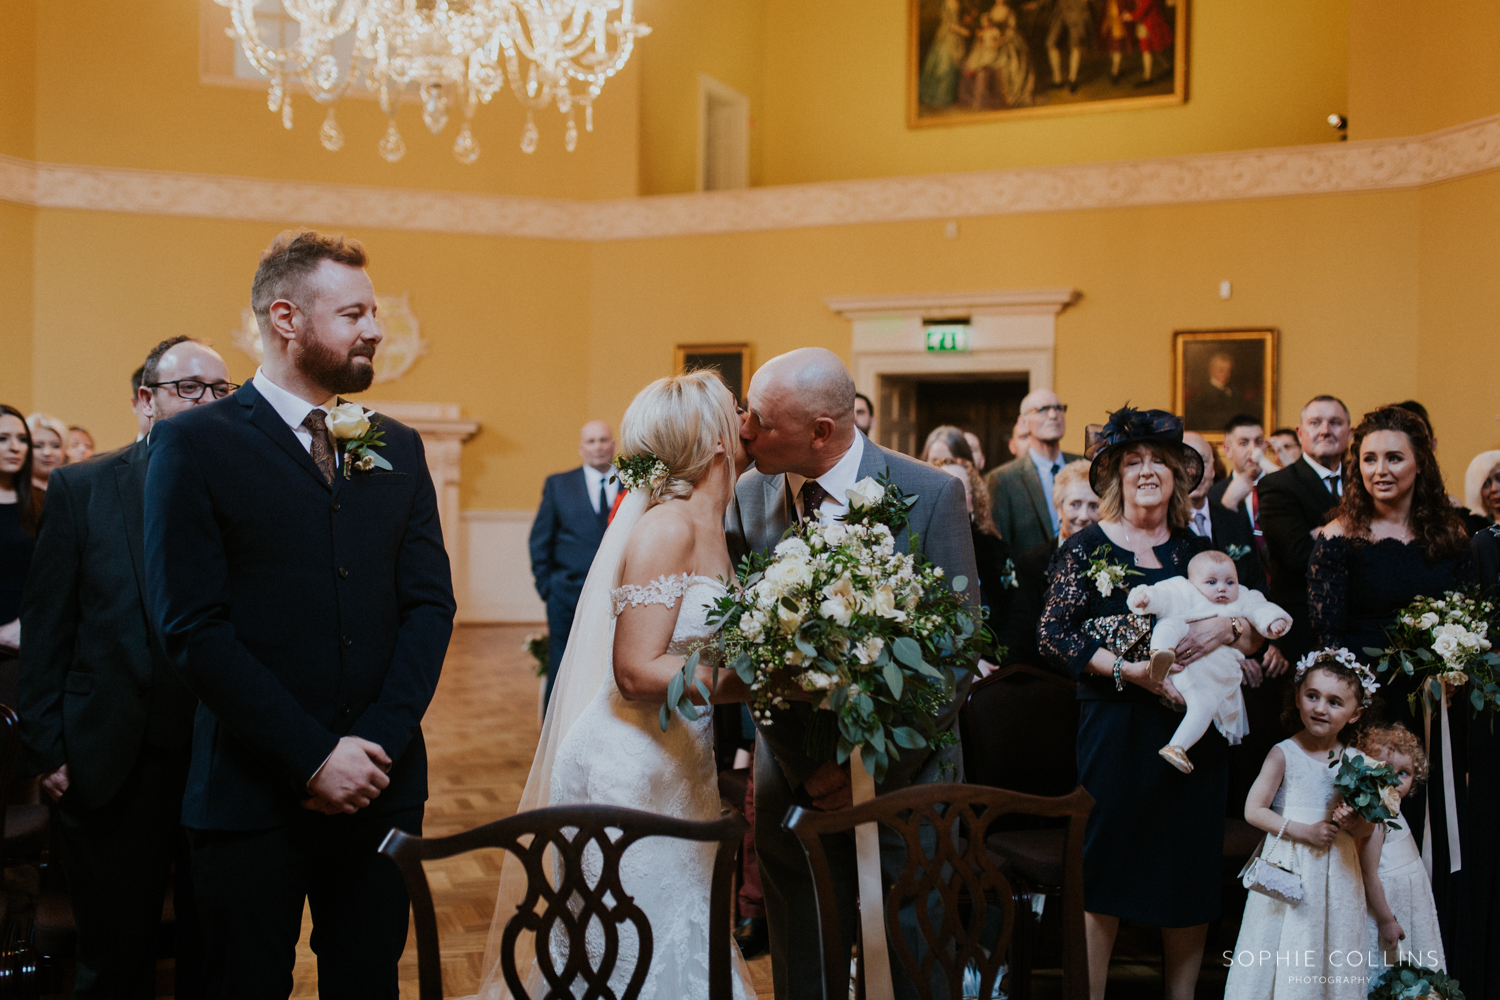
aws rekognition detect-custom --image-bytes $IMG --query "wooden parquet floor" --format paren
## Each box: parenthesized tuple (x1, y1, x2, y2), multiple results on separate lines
(286, 624, 775, 999)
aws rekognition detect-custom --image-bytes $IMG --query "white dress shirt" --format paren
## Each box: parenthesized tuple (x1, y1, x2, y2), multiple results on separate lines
(253, 367, 340, 467)
(582, 463, 619, 515)
(1301, 453, 1342, 496)
(786, 432, 866, 525)
(1029, 447, 1066, 534)
(1190, 500, 1214, 539)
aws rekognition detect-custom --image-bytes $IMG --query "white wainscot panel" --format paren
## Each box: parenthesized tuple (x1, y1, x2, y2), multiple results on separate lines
(459, 510, 546, 624)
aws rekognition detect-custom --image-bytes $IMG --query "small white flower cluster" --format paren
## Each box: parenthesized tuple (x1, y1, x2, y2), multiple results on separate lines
(1295, 647, 1381, 705)
(616, 454, 670, 493)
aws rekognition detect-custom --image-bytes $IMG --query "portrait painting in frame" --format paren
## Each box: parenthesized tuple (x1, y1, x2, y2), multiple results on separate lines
(909, 0, 1188, 127)
(676, 344, 753, 403)
(1172, 329, 1278, 443)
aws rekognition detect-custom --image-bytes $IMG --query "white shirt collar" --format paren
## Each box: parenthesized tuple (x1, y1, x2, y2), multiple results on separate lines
(253, 367, 336, 431)
(787, 432, 865, 523)
(582, 463, 617, 492)
(1301, 452, 1341, 481)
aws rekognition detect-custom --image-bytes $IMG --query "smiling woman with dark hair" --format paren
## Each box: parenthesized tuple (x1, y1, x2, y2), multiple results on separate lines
(1307, 403, 1473, 974)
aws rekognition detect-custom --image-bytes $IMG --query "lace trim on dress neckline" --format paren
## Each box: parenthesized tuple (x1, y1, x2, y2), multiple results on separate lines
(610, 573, 723, 616)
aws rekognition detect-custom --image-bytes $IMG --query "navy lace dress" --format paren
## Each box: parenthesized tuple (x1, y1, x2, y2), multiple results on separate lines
(1039, 523, 1223, 925)
(1307, 534, 1472, 976)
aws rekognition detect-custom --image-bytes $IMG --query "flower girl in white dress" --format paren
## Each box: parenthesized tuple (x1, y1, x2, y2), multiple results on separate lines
(1225, 648, 1377, 1000)
(475, 370, 757, 1000)
(1353, 724, 1445, 971)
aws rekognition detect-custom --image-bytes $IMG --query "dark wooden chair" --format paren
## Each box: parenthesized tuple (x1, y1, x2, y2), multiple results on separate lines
(785, 782, 1092, 1000)
(379, 804, 748, 1000)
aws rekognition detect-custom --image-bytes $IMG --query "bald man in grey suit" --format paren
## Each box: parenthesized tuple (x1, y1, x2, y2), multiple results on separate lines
(728, 348, 980, 1000)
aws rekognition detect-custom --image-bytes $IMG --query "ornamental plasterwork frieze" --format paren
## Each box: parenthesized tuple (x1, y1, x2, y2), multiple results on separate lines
(2, 113, 1499, 241)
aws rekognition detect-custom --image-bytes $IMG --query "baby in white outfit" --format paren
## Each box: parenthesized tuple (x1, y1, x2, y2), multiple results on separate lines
(1126, 550, 1292, 774)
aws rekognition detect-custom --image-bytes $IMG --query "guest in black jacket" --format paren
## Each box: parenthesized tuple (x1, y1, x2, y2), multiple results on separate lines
(0, 404, 40, 655)
(528, 420, 618, 710)
(999, 459, 1096, 669)
(1183, 433, 1265, 592)
(19, 337, 229, 999)
(144, 230, 456, 998)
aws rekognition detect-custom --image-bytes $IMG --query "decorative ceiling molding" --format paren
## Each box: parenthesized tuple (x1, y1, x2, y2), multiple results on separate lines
(3, 113, 1500, 241)
(827, 287, 1079, 319)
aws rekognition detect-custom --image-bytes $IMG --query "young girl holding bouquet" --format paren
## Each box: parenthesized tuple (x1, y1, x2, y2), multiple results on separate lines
(1224, 648, 1377, 1000)
(1354, 724, 1445, 970)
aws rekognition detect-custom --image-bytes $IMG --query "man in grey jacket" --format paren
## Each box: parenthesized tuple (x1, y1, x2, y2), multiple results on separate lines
(727, 347, 979, 1000)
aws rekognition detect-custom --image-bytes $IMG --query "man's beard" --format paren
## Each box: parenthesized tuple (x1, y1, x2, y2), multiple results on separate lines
(297, 321, 376, 395)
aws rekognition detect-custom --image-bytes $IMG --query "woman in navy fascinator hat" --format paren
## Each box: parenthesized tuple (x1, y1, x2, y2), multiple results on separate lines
(1039, 405, 1261, 1000)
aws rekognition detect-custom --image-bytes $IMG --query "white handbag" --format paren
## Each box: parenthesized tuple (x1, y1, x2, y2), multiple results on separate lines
(1239, 818, 1304, 905)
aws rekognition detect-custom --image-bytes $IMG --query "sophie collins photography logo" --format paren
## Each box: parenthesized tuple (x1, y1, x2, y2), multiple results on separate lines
(1223, 949, 1443, 972)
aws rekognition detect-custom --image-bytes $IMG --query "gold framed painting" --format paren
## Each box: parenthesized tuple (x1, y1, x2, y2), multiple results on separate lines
(675, 344, 753, 403)
(909, 0, 1188, 128)
(1171, 329, 1278, 442)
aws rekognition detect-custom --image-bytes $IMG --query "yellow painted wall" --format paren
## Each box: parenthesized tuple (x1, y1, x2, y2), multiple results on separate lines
(0, 203, 35, 412)
(589, 190, 1421, 461)
(29, 210, 592, 509)
(636, 0, 767, 196)
(754, 0, 1352, 188)
(1416, 171, 1500, 487)
(1349, 0, 1500, 141)
(0, 0, 35, 160)
(31, 0, 640, 199)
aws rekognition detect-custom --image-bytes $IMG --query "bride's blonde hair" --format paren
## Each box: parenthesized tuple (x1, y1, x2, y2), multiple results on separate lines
(619, 370, 739, 503)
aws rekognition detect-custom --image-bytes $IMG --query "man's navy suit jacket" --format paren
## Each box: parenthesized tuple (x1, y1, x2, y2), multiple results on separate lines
(144, 378, 456, 831)
(528, 467, 606, 609)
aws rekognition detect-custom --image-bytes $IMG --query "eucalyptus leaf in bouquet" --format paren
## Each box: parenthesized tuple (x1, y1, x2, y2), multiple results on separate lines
(1328, 746, 1403, 830)
(666, 472, 991, 783)
(1368, 961, 1465, 1000)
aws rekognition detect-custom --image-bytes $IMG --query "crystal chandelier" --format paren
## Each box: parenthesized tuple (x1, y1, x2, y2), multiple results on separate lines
(217, 0, 649, 164)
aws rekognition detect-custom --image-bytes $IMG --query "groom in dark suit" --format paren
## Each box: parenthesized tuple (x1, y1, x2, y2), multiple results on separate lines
(19, 336, 226, 999)
(528, 420, 617, 710)
(728, 348, 979, 1000)
(145, 229, 455, 999)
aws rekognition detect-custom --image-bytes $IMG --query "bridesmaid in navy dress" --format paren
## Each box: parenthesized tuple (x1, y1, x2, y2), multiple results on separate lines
(1307, 405, 1473, 980)
(1041, 408, 1264, 1000)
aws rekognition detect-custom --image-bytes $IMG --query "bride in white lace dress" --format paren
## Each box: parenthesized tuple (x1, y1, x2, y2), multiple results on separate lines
(476, 371, 757, 1000)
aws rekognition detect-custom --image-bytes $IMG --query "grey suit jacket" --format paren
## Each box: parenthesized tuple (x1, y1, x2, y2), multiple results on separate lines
(985, 450, 1083, 555)
(726, 440, 980, 793)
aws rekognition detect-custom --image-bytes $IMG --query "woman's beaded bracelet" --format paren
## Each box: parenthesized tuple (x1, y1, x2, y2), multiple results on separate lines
(1112, 655, 1125, 692)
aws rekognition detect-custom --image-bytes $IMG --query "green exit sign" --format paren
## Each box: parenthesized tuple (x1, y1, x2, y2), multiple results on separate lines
(925, 324, 970, 352)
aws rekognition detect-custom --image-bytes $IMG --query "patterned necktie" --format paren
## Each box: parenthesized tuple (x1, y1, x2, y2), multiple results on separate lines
(302, 409, 335, 485)
(798, 479, 831, 523)
(1193, 510, 1210, 538)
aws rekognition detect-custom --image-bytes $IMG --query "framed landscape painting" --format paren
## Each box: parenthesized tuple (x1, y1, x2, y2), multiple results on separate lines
(1171, 329, 1277, 442)
(909, 0, 1188, 127)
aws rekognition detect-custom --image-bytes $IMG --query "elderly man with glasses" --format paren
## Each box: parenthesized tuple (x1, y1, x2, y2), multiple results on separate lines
(985, 388, 1084, 554)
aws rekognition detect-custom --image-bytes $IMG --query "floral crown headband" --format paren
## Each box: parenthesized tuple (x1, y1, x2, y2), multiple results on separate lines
(614, 453, 670, 493)
(1295, 647, 1381, 706)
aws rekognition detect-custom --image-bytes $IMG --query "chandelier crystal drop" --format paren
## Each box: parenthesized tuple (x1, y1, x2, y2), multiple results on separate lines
(216, 0, 650, 165)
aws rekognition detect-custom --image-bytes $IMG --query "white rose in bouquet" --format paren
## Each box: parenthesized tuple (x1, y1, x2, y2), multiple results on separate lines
(853, 636, 885, 665)
(1419, 611, 1441, 630)
(845, 477, 886, 510)
(873, 584, 907, 622)
(1432, 633, 1460, 662)
(1379, 785, 1402, 817)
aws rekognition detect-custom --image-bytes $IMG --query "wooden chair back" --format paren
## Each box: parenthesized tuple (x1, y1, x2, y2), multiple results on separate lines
(785, 782, 1092, 1000)
(960, 665, 1079, 797)
(379, 804, 747, 1000)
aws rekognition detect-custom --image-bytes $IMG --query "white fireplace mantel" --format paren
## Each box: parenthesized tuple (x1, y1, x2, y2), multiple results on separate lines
(366, 401, 480, 546)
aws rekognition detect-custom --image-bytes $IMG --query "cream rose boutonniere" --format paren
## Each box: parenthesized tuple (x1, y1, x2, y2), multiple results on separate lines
(328, 402, 392, 479)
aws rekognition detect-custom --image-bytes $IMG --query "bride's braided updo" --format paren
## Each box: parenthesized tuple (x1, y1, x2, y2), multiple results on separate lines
(618, 370, 740, 505)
